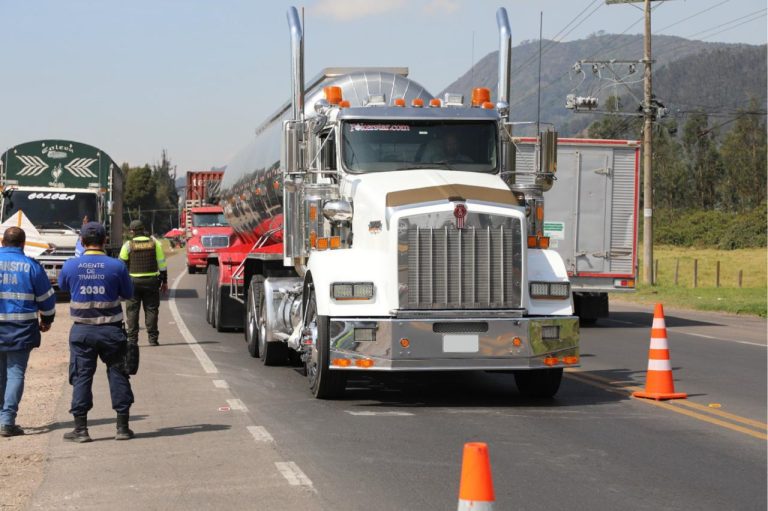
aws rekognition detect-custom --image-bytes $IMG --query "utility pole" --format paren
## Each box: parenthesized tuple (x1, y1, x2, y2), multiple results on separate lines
(606, 0, 656, 285)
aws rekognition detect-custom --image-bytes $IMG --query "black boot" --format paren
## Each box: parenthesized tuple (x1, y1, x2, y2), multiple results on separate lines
(115, 413, 134, 440)
(63, 415, 92, 443)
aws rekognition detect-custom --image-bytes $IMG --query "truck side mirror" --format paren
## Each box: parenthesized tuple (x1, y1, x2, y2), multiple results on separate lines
(282, 120, 305, 174)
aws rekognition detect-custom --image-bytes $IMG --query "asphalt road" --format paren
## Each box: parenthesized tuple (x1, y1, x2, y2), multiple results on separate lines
(169, 254, 767, 511)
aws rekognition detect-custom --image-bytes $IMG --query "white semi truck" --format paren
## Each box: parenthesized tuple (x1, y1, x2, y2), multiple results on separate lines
(205, 6, 580, 399)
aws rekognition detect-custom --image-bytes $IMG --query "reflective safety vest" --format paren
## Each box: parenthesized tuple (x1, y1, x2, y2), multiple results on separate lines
(119, 236, 167, 278)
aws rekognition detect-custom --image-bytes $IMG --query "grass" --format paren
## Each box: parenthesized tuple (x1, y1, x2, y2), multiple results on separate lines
(616, 245, 767, 317)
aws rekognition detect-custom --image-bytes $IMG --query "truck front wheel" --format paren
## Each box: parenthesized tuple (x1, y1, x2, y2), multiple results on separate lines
(187, 265, 197, 275)
(305, 289, 346, 399)
(514, 368, 563, 398)
(245, 275, 264, 358)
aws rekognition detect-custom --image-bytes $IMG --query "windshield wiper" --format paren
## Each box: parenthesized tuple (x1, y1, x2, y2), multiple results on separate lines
(37, 221, 79, 233)
(395, 163, 454, 171)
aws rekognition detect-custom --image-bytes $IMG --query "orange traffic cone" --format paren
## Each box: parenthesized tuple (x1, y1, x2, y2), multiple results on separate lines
(457, 442, 495, 511)
(633, 303, 687, 400)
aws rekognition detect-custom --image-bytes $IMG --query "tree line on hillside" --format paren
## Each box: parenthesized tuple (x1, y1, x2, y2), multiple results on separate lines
(120, 149, 179, 237)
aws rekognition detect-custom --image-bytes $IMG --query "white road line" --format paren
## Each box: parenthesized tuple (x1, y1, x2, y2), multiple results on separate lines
(213, 379, 229, 389)
(345, 411, 415, 416)
(604, 318, 766, 347)
(275, 462, 313, 487)
(247, 425, 274, 443)
(169, 272, 219, 374)
(227, 398, 248, 411)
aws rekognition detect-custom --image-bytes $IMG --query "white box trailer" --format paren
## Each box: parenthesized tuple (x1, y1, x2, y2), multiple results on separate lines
(514, 138, 639, 323)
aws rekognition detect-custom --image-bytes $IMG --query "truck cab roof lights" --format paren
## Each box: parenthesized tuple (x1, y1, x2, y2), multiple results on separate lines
(411, 98, 424, 108)
(429, 98, 442, 108)
(394, 98, 406, 107)
(443, 93, 464, 107)
(323, 86, 343, 105)
(471, 87, 491, 107)
(365, 94, 386, 106)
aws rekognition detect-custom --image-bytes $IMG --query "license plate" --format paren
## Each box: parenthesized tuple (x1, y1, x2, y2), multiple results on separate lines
(442, 334, 479, 353)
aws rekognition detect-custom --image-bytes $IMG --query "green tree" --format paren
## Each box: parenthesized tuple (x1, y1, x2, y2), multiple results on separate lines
(718, 101, 767, 210)
(150, 149, 179, 234)
(587, 96, 642, 139)
(653, 120, 687, 209)
(682, 112, 723, 209)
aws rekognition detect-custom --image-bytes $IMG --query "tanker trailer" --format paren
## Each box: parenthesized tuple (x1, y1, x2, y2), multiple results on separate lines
(205, 6, 579, 399)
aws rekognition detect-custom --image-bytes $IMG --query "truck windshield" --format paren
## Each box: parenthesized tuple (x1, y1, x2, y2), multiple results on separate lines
(341, 121, 497, 173)
(193, 213, 228, 227)
(2, 191, 98, 231)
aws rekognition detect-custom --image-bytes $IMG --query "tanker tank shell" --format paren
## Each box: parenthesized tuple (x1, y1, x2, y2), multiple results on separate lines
(219, 70, 433, 245)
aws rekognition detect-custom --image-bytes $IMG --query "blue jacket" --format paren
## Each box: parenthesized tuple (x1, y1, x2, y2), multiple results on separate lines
(0, 247, 56, 351)
(59, 250, 133, 325)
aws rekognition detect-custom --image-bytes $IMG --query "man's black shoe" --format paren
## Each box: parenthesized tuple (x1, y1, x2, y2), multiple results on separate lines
(0, 424, 25, 437)
(149, 340, 159, 346)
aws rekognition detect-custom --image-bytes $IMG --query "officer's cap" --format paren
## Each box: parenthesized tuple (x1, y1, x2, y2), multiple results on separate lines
(129, 220, 145, 232)
(81, 222, 106, 241)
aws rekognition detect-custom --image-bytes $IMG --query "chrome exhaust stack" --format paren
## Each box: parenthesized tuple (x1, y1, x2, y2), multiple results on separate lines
(287, 7, 304, 121)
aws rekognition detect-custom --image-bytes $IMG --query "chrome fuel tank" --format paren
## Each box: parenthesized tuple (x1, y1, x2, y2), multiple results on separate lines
(219, 69, 433, 245)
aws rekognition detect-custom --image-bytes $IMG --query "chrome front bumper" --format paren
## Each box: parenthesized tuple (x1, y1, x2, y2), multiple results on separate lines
(327, 315, 579, 371)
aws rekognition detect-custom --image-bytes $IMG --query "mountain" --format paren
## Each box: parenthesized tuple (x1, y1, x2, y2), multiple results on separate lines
(440, 34, 767, 137)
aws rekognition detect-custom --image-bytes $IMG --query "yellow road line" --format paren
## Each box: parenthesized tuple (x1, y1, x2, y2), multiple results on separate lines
(564, 370, 768, 441)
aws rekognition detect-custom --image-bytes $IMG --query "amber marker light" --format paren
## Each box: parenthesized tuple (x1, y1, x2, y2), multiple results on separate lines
(512, 337, 522, 347)
(399, 338, 410, 348)
(563, 356, 579, 365)
(329, 236, 341, 249)
(411, 98, 424, 107)
(324, 86, 343, 105)
(394, 98, 406, 107)
(356, 359, 375, 368)
(316, 237, 329, 251)
(339, 100, 351, 108)
(332, 358, 351, 367)
(308, 204, 317, 221)
(543, 357, 560, 366)
(482, 101, 494, 109)
(429, 98, 442, 107)
(471, 87, 491, 106)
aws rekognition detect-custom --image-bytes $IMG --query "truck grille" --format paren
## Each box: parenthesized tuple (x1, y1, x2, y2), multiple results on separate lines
(398, 216, 523, 309)
(201, 235, 229, 248)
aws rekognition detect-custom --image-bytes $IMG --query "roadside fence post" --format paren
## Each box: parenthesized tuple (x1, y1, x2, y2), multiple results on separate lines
(738, 270, 743, 288)
(693, 259, 698, 288)
(654, 259, 659, 285)
(716, 261, 720, 288)
(674, 258, 679, 286)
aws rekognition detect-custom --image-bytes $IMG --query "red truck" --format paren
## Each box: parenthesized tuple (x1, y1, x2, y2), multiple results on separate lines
(184, 171, 234, 274)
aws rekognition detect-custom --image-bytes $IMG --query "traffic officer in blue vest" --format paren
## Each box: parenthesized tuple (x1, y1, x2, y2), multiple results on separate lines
(119, 220, 168, 346)
(58, 222, 135, 442)
(0, 227, 56, 437)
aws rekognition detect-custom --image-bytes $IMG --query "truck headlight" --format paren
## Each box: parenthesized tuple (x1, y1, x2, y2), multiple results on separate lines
(189, 245, 202, 253)
(331, 282, 374, 301)
(529, 281, 570, 300)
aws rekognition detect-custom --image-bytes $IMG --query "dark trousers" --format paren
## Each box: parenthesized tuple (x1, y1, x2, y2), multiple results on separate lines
(68, 323, 134, 417)
(126, 276, 160, 344)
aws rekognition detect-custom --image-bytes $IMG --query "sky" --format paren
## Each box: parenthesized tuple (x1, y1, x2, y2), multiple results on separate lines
(0, 0, 765, 175)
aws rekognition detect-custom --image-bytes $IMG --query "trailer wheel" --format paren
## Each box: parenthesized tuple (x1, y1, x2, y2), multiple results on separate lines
(305, 289, 346, 399)
(205, 266, 215, 325)
(514, 368, 563, 398)
(245, 275, 264, 358)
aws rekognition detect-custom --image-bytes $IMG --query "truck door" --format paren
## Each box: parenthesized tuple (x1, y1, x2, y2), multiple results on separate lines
(543, 147, 612, 275)
(572, 147, 612, 275)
